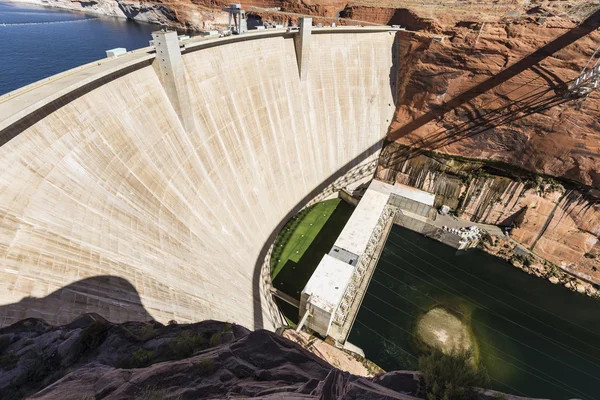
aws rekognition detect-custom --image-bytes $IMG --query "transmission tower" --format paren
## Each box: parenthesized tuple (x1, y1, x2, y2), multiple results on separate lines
(567, 44, 600, 98)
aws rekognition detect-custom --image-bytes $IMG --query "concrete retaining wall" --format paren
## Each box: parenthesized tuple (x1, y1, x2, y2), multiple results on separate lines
(0, 28, 398, 329)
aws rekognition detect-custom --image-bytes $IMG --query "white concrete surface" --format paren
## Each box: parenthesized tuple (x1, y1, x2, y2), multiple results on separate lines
(332, 188, 390, 259)
(370, 180, 435, 207)
(0, 28, 399, 329)
(294, 17, 312, 80)
(153, 30, 195, 132)
(106, 48, 127, 58)
(301, 254, 354, 336)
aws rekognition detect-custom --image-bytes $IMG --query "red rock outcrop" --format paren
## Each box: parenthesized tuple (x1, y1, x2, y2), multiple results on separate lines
(377, 149, 600, 283)
(387, 16, 600, 188)
(340, 6, 441, 31)
(0, 315, 425, 399)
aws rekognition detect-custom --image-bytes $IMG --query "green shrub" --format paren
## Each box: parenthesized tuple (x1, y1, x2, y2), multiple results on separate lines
(585, 252, 597, 259)
(74, 321, 108, 359)
(134, 388, 182, 400)
(138, 324, 157, 341)
(119, 348, 156, 369)
(168, 331, 207, 359)
(196, 358, 215, 376)
(511, 253, 532, 267)
(132, 348, 155, 368)
(418, 348, 490, 400)
(0, 335, 10, 353)
(208, 332, 221, 347)
(0, 352, 18, 370)
(6, 350, 64, 398)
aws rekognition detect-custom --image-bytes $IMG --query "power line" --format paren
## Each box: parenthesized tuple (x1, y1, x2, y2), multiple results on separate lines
(395, 232, 600, 342)
(353, 319, 418, 361)
(369, 275, 600, 383)
(358, 300, 593, 399)
(385, 80, 561, 164)
(379, 246, 600, 368)
(374, 254, 600, 378)
(387, 232, 600, 359)
(366, 278, 597, 399)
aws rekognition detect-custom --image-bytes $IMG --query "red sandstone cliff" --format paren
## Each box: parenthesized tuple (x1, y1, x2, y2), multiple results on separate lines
(388, 16, 600, 188)
(377, 148, 600, 286)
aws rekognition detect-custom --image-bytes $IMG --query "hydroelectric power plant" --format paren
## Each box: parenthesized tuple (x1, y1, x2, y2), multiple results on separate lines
(0, 20, 399, 330)
(2, 4, 600, 398)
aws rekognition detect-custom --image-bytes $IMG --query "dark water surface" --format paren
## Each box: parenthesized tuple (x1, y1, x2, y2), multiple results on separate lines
(349, 225, 600, 400)
(0, 1, 159, 95)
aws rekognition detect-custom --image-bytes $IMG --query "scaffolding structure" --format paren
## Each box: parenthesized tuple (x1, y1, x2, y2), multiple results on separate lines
(567, 42, 600, 98)
(223, 3, 248, 35)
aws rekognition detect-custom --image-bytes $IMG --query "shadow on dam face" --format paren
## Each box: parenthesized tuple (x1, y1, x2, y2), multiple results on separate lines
(0, 138, 386, 329)
(0, 29, 400, 330)
(0, 141, 383, 329)
(0, 276, 153, 327)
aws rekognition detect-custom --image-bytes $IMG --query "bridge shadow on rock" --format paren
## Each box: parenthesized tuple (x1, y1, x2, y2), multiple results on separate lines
(498, 206, 528, 229)
(0, 275, 154, 328)
(387, 8, 600, 149)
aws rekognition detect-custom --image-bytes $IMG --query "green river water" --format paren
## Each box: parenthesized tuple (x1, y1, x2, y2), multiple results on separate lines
(348, 225, 600, 399)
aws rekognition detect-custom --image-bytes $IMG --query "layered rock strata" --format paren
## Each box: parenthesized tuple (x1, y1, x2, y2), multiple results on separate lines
(377, 147, 600, 283)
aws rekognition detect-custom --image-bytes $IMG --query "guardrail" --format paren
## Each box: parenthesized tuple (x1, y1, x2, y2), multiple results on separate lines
(333, 204, 397, 326)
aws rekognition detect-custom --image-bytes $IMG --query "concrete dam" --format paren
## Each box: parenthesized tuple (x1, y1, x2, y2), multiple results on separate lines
(0, 24, 399, 330)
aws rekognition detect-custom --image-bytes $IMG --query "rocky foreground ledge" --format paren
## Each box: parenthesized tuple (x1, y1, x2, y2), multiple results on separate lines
(0, 315, 540, 399)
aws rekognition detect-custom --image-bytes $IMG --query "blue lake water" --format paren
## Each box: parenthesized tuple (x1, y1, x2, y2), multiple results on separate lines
(0, 1, 160, 95)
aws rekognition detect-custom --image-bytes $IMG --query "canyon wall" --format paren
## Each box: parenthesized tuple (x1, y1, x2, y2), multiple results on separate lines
(5, 0, 349, 30)
(388, 17, 600, 188)
(5, 0, 229, 30)
(8, 0, 597, 36)
(378, 145, 600, 282)
(0, 29, 398, 328)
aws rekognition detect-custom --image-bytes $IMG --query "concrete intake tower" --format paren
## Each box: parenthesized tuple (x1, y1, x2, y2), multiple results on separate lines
(0, 22, 400, 330)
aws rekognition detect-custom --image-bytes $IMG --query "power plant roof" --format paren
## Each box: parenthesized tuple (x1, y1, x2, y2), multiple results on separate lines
(302, 254, 354, 313)
(332, 186, 390, 258)
(369, 179, 435, 207)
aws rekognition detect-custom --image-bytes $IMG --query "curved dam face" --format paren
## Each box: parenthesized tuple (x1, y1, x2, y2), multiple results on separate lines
(0, 28, 398, 330)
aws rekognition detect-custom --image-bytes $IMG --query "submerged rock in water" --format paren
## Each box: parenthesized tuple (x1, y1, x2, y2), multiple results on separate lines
(416, 307, 472, 354)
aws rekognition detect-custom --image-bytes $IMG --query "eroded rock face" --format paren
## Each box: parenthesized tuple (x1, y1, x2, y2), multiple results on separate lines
(0, 314, 543, 400)
(0, 315, 428, 400)
(0, 314, 249, 398)
(377, 149, 600, 282)
(387, 17, 600, 188)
